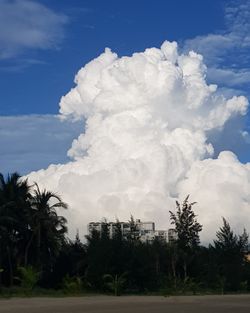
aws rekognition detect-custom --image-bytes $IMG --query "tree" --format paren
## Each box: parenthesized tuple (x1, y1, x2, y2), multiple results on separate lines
(127, 215, 140, 242)
(170, 195, 202, 249)
(85, 221, 112, 290)
(0, 173, 31, 285)
(169, 195, 202, 279)
(48, 234, 87, 289)
(0, 172, 70, 288)
(27, 183, 68, 270)
(213, 218, 249, 291)
(113, 220, 123, 242)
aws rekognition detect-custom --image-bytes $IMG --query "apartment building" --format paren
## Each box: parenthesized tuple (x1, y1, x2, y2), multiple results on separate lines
(88, 219, 177, 243)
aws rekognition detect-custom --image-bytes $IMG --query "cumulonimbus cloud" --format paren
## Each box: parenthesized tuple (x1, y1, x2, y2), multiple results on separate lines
(27, 41, 250, 242)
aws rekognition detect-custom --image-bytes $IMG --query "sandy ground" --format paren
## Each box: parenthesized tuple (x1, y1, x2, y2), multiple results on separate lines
(0, 294, 250, 313)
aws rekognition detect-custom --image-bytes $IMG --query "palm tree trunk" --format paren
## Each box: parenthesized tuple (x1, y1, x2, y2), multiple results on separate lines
(183, 260, 187, 280)
(155, 254, 160, 276)
(0, 244, 2, 287)
(36, 225, 41, 268)
(7, 246, 13, 286)
(24, 232, 35, 266)
(171, 256, 177, 289)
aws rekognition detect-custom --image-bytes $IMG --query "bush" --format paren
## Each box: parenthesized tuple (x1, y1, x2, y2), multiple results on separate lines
(103, 273, 127, 296)
(16, 266, 39, 291)
(62, 275, 83, 294)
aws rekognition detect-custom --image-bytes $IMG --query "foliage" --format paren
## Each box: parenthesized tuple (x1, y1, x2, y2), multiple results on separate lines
(127, 216, 140, 242)
(169, 196, 202, 280)
(16, 266, 39, 290)
(49, 236, 87, 289)
(213, 218, 249, 291)
(62, 275, 82, 293)
(103, 273, 127, 296)
(0, 172, 31, 286)
(169, 195, 202, 249)
(0, 172, 68, 288)
(28, 183, 68, 270)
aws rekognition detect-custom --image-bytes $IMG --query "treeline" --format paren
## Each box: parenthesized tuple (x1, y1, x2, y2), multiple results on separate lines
(0, 172, 250, 295)
(81, 198, 250, 294)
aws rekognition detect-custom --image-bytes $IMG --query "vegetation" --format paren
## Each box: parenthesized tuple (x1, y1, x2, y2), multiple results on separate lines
(103, 273, 127, 296)
(169, 196, 202, 283)
(0, 172, 67, 289)
(0, 172, 250, 296)
(16, 266, 39, 291)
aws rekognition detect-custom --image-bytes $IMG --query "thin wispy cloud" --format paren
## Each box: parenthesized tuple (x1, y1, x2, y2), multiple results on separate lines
(0, 0, 68, 59)
(0, 115, 82, 175)
(183, 0, 250, 92)
(0, 58, 47, 72)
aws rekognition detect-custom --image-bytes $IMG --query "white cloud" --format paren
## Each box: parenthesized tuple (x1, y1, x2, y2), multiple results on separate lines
(0, 58, 47, 72)
(178, 151, 250, 241)
(0, 0, 68, 59)
(26, 42, 250, 242)
(0, 115, 82, 174)
(207, 68, 250, 87)
(184, 34, 234, 65)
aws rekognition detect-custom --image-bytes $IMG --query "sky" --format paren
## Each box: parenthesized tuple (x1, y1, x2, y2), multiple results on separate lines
(0, 0, 224, 116)
(1, 0, 250, 175)
(1, 0, 250, 240)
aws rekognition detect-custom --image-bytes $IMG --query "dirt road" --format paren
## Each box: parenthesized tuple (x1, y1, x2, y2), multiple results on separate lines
(0, 294, 250, 313)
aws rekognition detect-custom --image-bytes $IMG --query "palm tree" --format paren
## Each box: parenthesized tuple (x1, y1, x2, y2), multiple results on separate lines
(26, 183, 68, 269)
(0, 172, 31, 285)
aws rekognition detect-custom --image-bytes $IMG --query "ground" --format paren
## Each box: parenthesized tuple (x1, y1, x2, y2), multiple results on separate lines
(0, 295, 250, 313)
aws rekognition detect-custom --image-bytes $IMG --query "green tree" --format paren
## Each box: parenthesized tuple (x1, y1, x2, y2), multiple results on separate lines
(0, 173, 31, 285)
(48, 233, 87, 289)
(170, 196, 202, 249)
(27, 183, 68, 270)
(113, 220, 123, 242)
(213, 218, 249, 291)
(85, 223, 110, 290)
(169, 195, 202, 279)
(127, 216, 140, 242)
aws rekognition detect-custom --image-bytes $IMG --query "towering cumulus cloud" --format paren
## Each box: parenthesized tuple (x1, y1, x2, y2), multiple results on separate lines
(27, 41, 250, 242)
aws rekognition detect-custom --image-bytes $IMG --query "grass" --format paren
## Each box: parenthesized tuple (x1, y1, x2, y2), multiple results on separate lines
(0, 286, 250, 299)
(0, 287, 99, 299)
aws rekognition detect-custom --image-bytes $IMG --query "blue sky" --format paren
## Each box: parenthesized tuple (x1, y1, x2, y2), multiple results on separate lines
(1, 0, 250, 174)
(0, 0, 225, 115)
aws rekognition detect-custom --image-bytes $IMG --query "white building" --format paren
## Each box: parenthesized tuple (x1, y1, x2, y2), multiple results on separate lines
(168, 228, 178, 243)
(87, 219, 177, 243)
